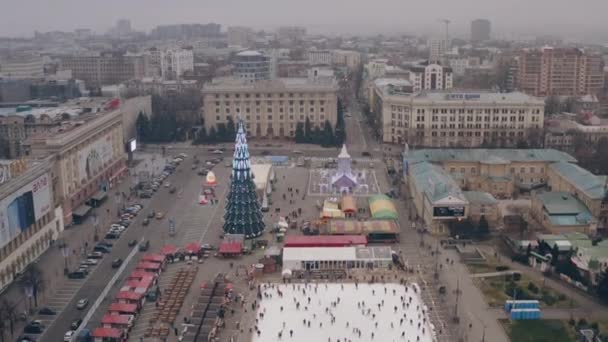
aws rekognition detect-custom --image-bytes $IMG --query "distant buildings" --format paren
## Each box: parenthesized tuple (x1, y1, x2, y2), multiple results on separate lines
(227, 26, 255, 47)
(471, 19, 491, 42)
(408, 61, 453, 91)
(307, 50, 332, 66)
(160, 48, 194, 80)
(202, 77, 338, 139)
(276, 26, 307, 41)
(516, 47, 605, 97)
(150, 23, 221, 40)
(370, 83, 544, 146)
(332, 50, 361, 70)
(60, 52, 145, 88)
(0, 55, 44, 80)
(428, 38, 448, 64)
(233, 51, 272, 82)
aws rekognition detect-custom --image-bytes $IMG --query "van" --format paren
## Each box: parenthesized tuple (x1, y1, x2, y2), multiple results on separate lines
(68, 271, 86, 279)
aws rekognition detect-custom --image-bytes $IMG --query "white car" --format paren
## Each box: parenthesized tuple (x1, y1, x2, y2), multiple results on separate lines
(212, 149, 223, 155)
(164, 182, 171, 188)
(82, 259, 98, 266)
(64, 330, 75, 342)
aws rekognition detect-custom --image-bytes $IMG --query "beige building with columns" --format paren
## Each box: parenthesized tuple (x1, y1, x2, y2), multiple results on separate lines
(371, 85, 545, 146)
(202, 77, 338, 138)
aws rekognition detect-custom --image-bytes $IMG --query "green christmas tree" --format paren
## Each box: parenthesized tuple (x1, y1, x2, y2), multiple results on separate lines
(222, 120, 265, 238)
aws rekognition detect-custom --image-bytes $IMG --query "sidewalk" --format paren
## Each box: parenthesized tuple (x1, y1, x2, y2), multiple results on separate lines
(0, 162, 143, 339)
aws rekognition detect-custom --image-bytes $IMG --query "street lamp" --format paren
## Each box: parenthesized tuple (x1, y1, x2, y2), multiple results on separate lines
(61, 245, 70, 275)
(91, 213, 99, 242)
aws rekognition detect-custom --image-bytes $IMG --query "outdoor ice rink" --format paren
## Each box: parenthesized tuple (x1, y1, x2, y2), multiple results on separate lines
(252, 283, 436, 342)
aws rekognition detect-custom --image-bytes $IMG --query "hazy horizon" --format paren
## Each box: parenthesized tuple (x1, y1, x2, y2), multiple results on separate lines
(2, 0, 608, 43)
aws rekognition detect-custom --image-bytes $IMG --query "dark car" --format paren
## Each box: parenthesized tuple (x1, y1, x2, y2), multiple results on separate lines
(98, 241, 113, 248)
(111, 259, 123, 268)
(67, 271, 86, 279)
(147, 211, 155, 219)
(169, 187, 177, 194)
(38, 307, 56, 315)
(105, 233, 119, 240)
(70, 318, 83, 330)
(128, 239, 137, 247)
(142, 218, 150, 226)
(362, 151, 371, 157)
(138, 240, 150, 252)
(23, 323, 44, 334)
(93, 245, 110, 253)
(17, 335, 36, 342)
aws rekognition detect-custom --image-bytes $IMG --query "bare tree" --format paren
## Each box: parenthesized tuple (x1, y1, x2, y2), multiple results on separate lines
(1, 299, 18, 337)
(19, 265, 44, 309)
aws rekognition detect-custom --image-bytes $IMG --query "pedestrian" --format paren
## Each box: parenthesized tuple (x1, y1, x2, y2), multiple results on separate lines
(290, 330, 293, 337)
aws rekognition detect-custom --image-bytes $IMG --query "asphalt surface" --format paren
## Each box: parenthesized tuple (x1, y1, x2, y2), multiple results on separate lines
(40, 152, 228, 341)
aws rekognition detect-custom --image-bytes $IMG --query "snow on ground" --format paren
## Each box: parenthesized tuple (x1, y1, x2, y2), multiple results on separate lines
(252, 283, 435, 342)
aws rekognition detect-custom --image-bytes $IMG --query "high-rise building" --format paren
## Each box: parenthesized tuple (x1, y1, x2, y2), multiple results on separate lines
(233, 51, 271, 82)
(223, 120, 265, 238)
(227, 26, 255, 47)
(428, 38, 448, 64)
(516, 47, 605, 97)
(160, 48, 194, 80)
(115, 19, 132, 35)
(276, 26, 307, 41)
(471, 19, 491, 42)
(60, 52, 145, 87)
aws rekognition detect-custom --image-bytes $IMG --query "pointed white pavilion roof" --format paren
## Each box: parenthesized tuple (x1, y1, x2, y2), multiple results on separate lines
(338, 144, 350, 159)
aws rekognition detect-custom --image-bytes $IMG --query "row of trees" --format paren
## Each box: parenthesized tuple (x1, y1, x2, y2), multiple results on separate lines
(447, 216, 490, 240)
(193, 117, 237, 144)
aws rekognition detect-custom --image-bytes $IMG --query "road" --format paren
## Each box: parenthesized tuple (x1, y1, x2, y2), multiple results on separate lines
(40, 152, 229, 341)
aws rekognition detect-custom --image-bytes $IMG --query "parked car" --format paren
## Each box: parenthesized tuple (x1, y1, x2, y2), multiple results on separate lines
(105, 233, 119, 240)
(111, 259, 123, 268)
(212, 149, 223, 154)
(64, 330, 75, 342)
(169, 187, 177, 194)
(70, 319, 82, 330)
(93, 245, 110, 253)
(17, 335, 36, 342)
(87, 252, 104, 259)
(23, 323, 44, 334)
(155, 212, 165, 220)
(128, 239, 138, 247)
(147, 211, 155, 219)
(76, 299, 88, 310)
(81, 259, 98, 266)
(201, 244, 215, 251)
(67, 271, 86, 279)
(38, 307, 56, 315)
(142, 218, 150, 226)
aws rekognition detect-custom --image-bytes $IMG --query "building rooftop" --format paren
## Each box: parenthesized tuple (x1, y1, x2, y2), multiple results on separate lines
(548, 162, 607, 200)
(410, 162, 466, 202)
(236, 50, 262, 57)
(463, 191, 498, 205)
(407, 149, 576, 165)
(203, 77, 338, 92)
(282, 246, 393, 262)
(536, 192, 593, 226)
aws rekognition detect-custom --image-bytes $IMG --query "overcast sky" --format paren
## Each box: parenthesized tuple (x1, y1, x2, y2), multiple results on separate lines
(2, 0, 608, 41)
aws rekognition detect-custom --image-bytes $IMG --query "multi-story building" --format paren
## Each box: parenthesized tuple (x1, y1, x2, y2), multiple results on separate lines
(307, 50, 332, 66)
(25, 101, 129, 225)
(0, 115, 26, 159)
(233, 51, 272, 82)
(332, 50, 361, 70)
(160, 48, 194, 80)
(471, 19, 491, 42)
(408, 61, 453, 91)
(277, 60, 309, 78)
(150, 23, 221, 40)
(0, 55, 45, 80)
(516, 47, 605, 97)
(202, 77, 338, 139)
(405, 148, 578, 234)
(0, 156, 64, 291)
(428, 38, 448, 64)
(371, 85, 544, 146)
(60, 51, 145, 88)
(227, 26, 255, 47)
(276, 26, 306, 41)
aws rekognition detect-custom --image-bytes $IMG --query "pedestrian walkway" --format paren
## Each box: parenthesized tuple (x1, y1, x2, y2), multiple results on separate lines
(470, 270, 518, 278)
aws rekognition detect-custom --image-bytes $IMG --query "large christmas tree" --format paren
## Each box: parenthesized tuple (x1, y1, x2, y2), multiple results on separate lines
(222, 120, 265, 238)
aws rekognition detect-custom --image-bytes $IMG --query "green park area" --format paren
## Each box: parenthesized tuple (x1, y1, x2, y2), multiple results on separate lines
(474, 273, 573, 308)
(502, 319, 574, 342)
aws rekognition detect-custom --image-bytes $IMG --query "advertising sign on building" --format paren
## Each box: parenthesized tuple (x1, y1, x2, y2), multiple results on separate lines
(0, 173, 52, 249)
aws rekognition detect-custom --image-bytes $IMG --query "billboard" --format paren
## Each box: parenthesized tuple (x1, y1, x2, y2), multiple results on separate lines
(0, 173, 52, 249)
(433, 206, 465, 217)
(128, 139, 137, 152)
(78, 133, 115, 183)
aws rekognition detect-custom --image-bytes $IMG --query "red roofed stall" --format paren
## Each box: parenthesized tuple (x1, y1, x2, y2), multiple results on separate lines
(141, 253, 166, 264)
(101, 314, 134, 330)
(184, 242, 201, 258)
(160, 244, 177, 256)
(135, 261, 162, 274)
(92, 327, 125, 342)
(284, 235, 367, 248)
(133, 275, 155, 294)
(218, 242, 242, 257)
(108, 303, 138, 316)
(115, 291, 145, 308)
(127, 270, 156, 281)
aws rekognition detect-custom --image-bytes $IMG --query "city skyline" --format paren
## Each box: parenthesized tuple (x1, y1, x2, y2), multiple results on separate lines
(1, 0, 608, 42)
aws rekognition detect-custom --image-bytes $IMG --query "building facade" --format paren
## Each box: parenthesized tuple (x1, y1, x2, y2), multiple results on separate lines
(516, 48, 605, 97)
(160, 48, 194, 80)
(428, 38, 448, 64)
(332, 50, 361, 70)
(233, 51, 271, 82)
(471, 19, 491, 42)
(60, 52, 145, 88)
(150, 23, 221, 39)
(227, 26, 255, 47)
(26, 104, 128, 224)
(0, 55, 45, 80)
(408, 62, 453, 91)
(0, 157, 64, 291)
(307, 50, 332, 66)
(202, 77, 338, 139)
(371, 87, 544, 146)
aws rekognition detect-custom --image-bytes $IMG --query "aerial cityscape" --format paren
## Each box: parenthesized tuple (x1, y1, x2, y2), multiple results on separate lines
(1, 1, 608, 341)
